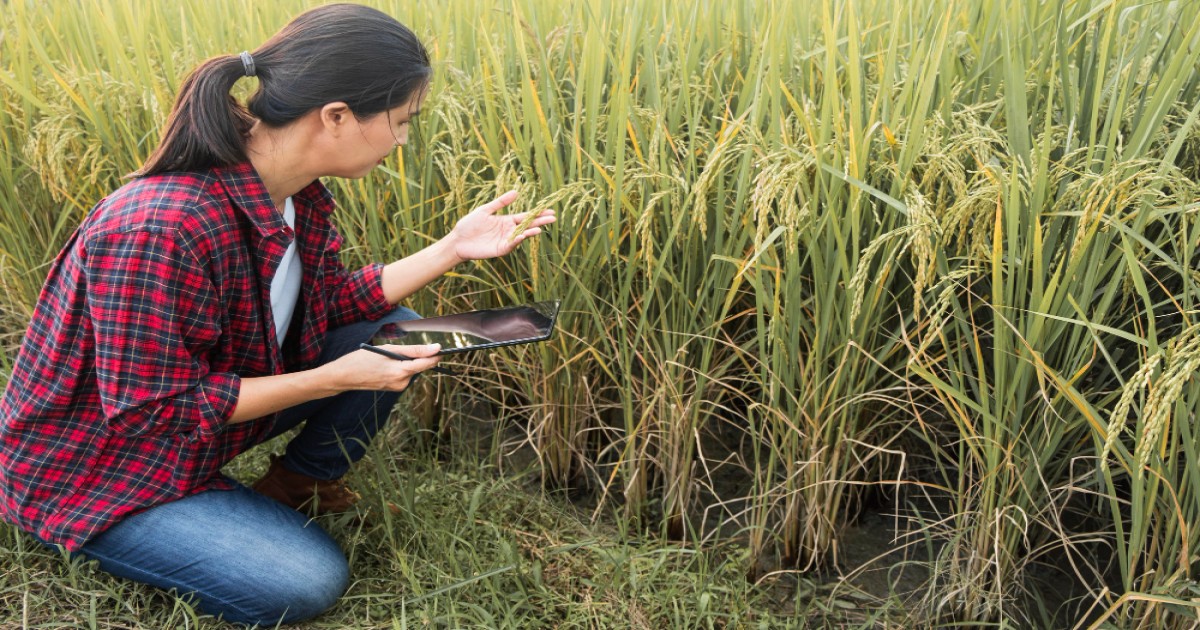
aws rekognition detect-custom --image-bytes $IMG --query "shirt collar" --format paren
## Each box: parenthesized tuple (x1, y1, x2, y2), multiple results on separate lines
(213, 162, 336, 236)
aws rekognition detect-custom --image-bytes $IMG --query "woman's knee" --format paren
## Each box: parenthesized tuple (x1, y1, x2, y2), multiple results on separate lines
(319, 306, 423, 363)
(223, 545, 350, 625)
(379, 305, 421, 324)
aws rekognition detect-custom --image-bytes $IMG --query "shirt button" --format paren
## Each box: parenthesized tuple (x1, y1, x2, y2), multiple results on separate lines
(282, 228, 294, 238)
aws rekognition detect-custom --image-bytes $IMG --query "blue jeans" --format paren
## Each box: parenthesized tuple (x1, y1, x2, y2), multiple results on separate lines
(68, 307, 422, 626)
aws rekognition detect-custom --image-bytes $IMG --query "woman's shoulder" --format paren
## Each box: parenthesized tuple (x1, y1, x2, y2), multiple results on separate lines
(85, 170, 239, 242)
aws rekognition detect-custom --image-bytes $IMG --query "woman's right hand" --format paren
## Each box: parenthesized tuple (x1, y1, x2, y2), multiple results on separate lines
(321, 343, 442, 392)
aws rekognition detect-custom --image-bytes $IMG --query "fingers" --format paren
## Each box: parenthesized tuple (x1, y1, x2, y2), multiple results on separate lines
(382, 343, 442, 358)
(377, 344, 441, 368)
(511, 209, 557, 225)
(507, 209, 557, 245)
(476, 190, 519, 215)
(509, 227, 542, 244)
(360, 343, 442, 382)
(335, 346, 441, 392)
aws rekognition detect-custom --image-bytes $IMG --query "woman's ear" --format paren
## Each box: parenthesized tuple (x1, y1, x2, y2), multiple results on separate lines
(318, 102, 353, 136)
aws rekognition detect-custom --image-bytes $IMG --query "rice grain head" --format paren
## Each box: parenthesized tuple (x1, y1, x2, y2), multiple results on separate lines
(1133, 326, 1200, 477)
(1101, 352, 1161, 475)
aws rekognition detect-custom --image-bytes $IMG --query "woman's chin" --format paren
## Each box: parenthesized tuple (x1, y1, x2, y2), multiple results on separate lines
(331, 164, 380, 179)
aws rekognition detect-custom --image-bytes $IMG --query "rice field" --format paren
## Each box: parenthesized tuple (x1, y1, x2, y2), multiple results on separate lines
(4, 0, 1200, 627)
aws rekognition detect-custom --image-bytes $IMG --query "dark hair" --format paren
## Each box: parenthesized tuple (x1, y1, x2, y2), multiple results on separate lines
(135, 3, 430, 177)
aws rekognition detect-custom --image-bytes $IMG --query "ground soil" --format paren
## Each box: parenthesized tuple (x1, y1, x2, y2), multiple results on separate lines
(423, 388, 939, 618)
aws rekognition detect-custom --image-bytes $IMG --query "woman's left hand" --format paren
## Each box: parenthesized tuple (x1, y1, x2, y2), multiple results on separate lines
(448, 190, 557, 261)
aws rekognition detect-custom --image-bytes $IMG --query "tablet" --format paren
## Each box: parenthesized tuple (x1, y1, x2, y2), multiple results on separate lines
(370, 300, 561, 355)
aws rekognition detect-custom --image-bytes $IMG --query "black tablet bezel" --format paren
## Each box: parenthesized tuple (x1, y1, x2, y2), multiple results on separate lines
(370, 300, 561, 356)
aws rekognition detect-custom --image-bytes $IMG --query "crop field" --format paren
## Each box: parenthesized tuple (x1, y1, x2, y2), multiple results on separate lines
(4, 0, 1200, 627)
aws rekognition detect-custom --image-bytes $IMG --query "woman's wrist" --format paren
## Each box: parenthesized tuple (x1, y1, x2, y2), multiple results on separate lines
(435, 233, 468, 267)
(379, 237, 465, 304)
(308, 362, 351, 397)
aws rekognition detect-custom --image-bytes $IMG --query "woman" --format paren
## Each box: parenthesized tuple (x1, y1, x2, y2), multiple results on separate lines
(0, 4, 553, 625)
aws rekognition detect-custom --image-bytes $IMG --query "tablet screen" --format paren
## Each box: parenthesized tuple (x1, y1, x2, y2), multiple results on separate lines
(371, 301, 560, 355)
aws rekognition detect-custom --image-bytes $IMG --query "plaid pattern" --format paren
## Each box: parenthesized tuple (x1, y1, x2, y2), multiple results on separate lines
(0, 162, 393, 550)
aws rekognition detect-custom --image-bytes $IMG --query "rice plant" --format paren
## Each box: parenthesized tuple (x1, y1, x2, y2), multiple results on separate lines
(7, 0, 1200, 626)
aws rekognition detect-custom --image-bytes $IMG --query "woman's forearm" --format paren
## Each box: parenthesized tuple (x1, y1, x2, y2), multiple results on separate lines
(228, 369, 342, 423)
(379, 237, 464, 304)
(227, 341, 442, 424)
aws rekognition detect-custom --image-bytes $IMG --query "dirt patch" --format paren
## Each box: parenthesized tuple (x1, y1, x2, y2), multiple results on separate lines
(421, 389, 938, 613)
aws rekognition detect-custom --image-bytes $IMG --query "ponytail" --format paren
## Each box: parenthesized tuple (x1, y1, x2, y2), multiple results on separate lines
(134, 55, 255, 177)
(134, 4, 431, 178)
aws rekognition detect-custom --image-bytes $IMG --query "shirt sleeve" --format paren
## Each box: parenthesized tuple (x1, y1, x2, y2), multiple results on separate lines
(85, 227, 240, 442)
(320, 230, 394, 328)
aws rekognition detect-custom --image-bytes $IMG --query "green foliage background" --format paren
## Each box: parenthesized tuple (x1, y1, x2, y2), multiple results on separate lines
(5, 0, 1200, 626)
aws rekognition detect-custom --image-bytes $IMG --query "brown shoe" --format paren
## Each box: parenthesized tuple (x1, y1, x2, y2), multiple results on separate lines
(251, 455, 361, 516)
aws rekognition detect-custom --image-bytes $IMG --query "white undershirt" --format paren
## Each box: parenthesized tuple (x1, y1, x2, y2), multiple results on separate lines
(270, 196, 303, 345)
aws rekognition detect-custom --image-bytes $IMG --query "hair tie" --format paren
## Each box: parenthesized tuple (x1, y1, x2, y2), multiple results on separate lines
(239, 51, 256, 78)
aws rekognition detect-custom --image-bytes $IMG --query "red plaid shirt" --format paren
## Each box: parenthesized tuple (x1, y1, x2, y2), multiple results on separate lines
(0, 162, 393, 550)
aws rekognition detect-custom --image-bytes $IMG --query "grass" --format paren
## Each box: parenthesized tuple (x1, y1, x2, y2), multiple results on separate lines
(0, 400, 842, 629)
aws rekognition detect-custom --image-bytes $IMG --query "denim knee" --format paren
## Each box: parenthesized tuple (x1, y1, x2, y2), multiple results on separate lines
(318, 306, 422, 363)
(221, 542, 350, 626)
(74, 486, 353, 627)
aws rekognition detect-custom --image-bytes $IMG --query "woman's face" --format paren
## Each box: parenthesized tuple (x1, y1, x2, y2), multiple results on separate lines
(336, 88, 427, 178)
